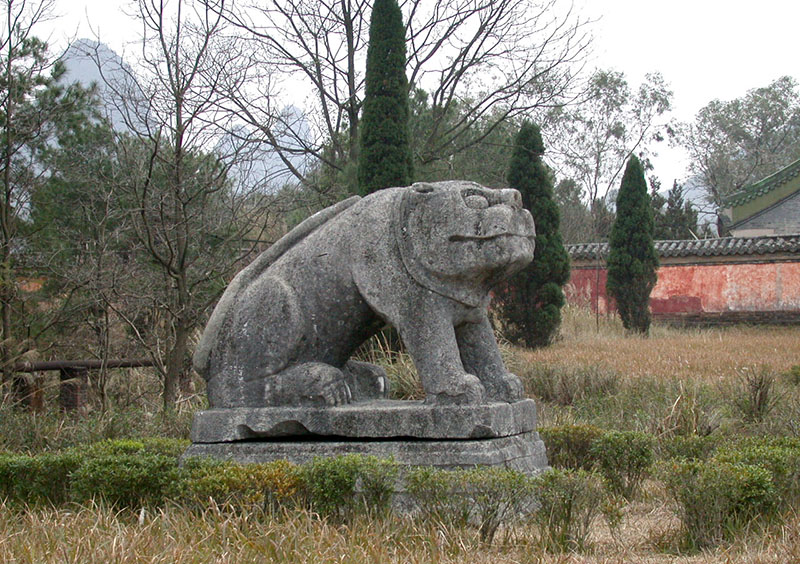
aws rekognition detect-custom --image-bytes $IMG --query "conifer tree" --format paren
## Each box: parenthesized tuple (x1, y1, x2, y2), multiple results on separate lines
(652, 180, 699, 240)
(496, 122, 570, 348)
(357, 0, 413, 195)
(662, 181, 699, 239)
(606, 155, 659, 333)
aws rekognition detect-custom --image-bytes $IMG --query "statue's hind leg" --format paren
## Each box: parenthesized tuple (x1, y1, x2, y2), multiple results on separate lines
(343, 360, 390, 401)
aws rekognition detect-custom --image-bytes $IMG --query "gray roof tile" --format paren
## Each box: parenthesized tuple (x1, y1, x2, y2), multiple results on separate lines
(567, 234, 800, 261)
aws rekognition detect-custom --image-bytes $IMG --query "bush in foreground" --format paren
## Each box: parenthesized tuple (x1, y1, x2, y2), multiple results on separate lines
(538, 424, 604, 470)
(530, 468, 613, 552)
(301, 454, 399, 521)
(663, 459, 776, 549)
(590, 430, 654, 499)
(175, 458, 303, 512)
(0, 451, 83, 505)
(405, 466, 536, 543)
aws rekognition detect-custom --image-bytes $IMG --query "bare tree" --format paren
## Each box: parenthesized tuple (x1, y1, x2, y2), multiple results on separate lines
(223, 0, 590, 194)
(545, 70, 672, 241)
(84, 0, 278, 409)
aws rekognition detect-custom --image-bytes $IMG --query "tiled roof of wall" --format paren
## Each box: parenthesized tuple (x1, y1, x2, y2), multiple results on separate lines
(722, 158, 800, 209)
(567, 234, 800, 261)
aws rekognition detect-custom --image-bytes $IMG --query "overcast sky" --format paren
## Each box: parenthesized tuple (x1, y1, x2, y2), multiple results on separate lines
(44, 0, 800, 187)
(580, 0, 800, 186)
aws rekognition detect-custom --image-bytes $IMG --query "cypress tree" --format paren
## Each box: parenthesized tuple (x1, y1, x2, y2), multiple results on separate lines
(496, 122, 570, 348)
(606, 155, 659, 333)
(357, 0, 413, 195)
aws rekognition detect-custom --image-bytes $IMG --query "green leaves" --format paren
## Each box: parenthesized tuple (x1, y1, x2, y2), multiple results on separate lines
(682, 76, 800, 206)
(606, 155, 658, 334)
(495, 121, 569, 348)
(357, 0, 413, 195)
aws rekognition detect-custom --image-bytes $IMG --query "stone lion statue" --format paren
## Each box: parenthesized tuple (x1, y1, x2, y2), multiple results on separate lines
(194, 181, 535, 408)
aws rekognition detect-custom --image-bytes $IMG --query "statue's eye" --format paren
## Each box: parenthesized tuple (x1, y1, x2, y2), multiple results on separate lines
(464, 194, 489, 209)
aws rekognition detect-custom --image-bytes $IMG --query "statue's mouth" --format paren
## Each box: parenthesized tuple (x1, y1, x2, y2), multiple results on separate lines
(448, 233, 534, 242)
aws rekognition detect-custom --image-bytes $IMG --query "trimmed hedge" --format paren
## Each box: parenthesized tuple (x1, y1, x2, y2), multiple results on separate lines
(663, 459, 776, 548)
(405, 465, 537, 544)
(530, 468, 610, 552)
(539, 424, 604, 470)
(175, 458, 303, 511)
(590, 430, 654, 499)
(2, 432, 794, 553)
(713, 438, 800, 507)
(70, 453, 180, 507)
(0, 438, 188, 508)
(0, 451, 83, 505)
(660, 434, 719, 462)
(540, 425, 655, 500)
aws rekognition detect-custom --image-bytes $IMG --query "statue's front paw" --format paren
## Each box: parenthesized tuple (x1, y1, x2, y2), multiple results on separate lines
(426, 372, 485, 405)
(265, 363, 352, 407)
(484, 372, 524, 403)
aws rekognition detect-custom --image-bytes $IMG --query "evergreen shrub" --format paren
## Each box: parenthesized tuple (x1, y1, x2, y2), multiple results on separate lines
(530, 468, 609, 552)
(404, 466, 472, 528)
(714, 439, 800, 506)
(0, 451, 82, 505)
(590, 430, 654, 499)
(663, 459, 777, 548)
(462, 467, 536, 543)
(660, 434, 719, 461)
(354, 455, 399, 517)
(301, 454, 399, 521)
(70, 453, 181, 508)
(176, 458, 303, 512)
(405, 466, 536, 543)
(539, 424, 604, 470)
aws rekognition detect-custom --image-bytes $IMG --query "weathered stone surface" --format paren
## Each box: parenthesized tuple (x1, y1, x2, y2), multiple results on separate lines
(193, 181, 535, 408)
(182, 431, 548, 475)
(191, 398, 538, 443)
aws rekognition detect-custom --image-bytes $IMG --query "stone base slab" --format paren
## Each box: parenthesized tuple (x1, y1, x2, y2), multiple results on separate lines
(190, 399, 537, 443)
(182, 431, 548, 474)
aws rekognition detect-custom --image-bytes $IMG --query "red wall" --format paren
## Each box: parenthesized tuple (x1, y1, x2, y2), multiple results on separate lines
(566, 261, 800, 317)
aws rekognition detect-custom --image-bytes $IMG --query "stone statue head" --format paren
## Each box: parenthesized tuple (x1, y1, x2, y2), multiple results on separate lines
(396, 181, 536, 307)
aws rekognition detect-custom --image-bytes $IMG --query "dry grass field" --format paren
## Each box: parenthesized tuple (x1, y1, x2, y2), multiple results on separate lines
(1, 500, 798, 563)
(1, 306, 799, 563)
(523, 305, 800, 383)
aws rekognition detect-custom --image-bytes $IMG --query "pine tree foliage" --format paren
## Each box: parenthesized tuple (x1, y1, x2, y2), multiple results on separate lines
(496, 122, 570, 348)
(357, 0, 413, 195)
(0, 23, 100, 399)
(652, 180, 699, 240)
(606, 156, 659, 334)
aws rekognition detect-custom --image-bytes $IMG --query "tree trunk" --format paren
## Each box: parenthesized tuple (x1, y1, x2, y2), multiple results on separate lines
(164, 319, 190, 410)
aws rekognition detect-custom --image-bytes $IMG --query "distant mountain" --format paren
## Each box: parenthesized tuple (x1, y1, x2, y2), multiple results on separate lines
(61, 39, 134, 131)
(61, 39, 310, 192)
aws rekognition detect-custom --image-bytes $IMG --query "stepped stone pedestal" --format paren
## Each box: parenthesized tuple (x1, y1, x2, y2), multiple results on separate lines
(183, 398, 548, 474)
